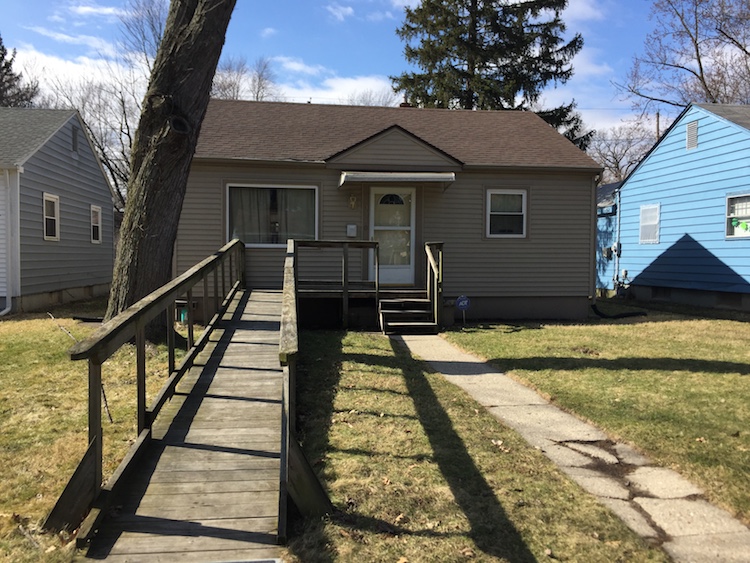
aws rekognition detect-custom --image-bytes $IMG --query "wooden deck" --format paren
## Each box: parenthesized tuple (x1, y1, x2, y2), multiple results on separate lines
(83, 290, 284, 562)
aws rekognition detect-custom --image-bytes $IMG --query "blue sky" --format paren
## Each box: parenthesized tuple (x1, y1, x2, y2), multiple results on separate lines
(3, 0, 658, 132)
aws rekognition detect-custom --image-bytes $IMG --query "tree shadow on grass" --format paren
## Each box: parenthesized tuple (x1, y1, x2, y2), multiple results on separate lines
(387, 338, 536, 562)
(288, 330, 536, 561)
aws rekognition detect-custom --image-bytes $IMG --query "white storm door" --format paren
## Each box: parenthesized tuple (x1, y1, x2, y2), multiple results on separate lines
(370, 187, 415, 285)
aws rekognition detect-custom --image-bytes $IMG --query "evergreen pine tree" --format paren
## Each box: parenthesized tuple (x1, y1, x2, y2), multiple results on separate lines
(0, 34, 39, 107)
(391, 0, 592, 148)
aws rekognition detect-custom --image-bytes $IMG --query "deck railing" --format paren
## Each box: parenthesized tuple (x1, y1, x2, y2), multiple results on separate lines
(294, 239, 380, 328)
(425, 242, 444, 328)
(44, 239, 246, 541)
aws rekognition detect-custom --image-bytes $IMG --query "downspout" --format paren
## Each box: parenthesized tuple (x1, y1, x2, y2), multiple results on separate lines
(613, 184, 622, 291)
(0, 169, 12, 316)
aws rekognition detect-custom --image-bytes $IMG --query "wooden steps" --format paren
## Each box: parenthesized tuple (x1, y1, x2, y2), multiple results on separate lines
(379, 295, 439, 334)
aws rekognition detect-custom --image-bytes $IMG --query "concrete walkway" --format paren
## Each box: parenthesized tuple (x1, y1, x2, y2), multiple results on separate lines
(395, 334, 750, 563)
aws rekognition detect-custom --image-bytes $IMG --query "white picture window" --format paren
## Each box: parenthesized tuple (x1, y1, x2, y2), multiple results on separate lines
(91, 205, 102, 243)
(487, 189, 526, 238)
(639, 203, 660, 244)
(228, 185, 317, 246)
(726, 194, 750, 238)
(43, 193, 60, 241)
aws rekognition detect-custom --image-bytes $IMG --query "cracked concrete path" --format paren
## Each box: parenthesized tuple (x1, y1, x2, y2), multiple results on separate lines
(395, 334, 750, 563)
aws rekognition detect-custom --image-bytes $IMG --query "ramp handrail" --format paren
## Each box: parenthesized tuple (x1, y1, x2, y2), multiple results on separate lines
(279, 239, 333, 537)
(44, 239, 245, 541)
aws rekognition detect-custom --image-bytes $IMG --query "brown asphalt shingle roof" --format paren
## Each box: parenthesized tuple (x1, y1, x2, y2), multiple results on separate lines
(196, 99, 600, 171)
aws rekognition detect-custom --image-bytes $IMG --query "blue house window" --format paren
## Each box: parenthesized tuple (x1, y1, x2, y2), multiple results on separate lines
(639, 203, 660, 244)
(726, 194, 750, 238)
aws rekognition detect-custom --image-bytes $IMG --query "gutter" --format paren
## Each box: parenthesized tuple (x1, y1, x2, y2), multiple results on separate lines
(0, 169, 12, 316)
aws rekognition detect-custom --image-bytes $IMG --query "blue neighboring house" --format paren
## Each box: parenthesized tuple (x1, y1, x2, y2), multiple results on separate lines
(596, 181, 621, 295)
(600, 103, 750, 310)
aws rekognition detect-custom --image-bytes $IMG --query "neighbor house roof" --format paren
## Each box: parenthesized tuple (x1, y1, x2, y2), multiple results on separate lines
(694, 103, 750, 131)
(195, 100, 600, 171)
(0, 108, 78, 169)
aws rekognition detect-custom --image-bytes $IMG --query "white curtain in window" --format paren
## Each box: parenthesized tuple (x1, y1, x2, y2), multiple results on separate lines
(278, 189, 315, 240)
(230, 188, 271, 244)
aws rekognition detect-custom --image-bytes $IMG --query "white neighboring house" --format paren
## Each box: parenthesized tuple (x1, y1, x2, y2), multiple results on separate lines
(0, 108, 114, 314)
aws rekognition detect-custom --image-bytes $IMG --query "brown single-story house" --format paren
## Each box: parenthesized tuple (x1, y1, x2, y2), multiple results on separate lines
(175, 99, 601, 321)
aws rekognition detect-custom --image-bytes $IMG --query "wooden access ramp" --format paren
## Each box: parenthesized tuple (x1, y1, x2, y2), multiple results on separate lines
(82, 290, 285, 562)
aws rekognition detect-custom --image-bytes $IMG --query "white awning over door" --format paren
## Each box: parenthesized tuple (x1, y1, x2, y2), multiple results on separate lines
(339, 171, 455, 189)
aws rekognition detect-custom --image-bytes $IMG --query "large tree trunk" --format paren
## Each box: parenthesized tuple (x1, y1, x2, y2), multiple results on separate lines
(106, 0, 236, 329)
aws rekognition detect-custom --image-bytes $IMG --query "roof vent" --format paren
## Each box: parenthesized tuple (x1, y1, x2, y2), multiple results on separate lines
(686, 120, 698, 150)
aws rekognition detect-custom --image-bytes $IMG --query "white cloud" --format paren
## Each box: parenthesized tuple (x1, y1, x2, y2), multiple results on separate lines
(326, 3, 355, 22)
(389, 0, 419, 8)
(277, 73, 395, 104)
(261, 27, 278, 39)
(274, 56, 329, 77)
(15, 47, 128, 93)
(25, 26, 118, 58)
(366, 11, 396, 22)
(564, 0, 607, 24)
(571, 46, 613, 79)
(69, 4, 127, 19)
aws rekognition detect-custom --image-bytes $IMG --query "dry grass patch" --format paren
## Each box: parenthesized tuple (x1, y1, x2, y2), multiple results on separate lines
(284, 330, 668, 562)
(0, 301, 189, 562)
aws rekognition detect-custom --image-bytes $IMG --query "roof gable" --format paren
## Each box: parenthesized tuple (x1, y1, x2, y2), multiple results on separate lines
(195, 100, 600, 171)
(326, 125, 463, 171)
(621, 103, 750, 187)
(0, 108, 78, 169)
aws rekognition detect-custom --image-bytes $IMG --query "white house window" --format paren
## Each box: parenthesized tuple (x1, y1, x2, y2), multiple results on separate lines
(686, 120, 698, 150)
(90, 205, 102, 243)
(229, 185, 317, 246)
(726, 194, 750, 237)
(487, 189, 526, 237)
(43, 193, 60, 241)
(639, 203, 660, 244)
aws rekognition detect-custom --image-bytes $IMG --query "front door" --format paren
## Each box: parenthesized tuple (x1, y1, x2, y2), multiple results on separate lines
(370, 187, 415, 285)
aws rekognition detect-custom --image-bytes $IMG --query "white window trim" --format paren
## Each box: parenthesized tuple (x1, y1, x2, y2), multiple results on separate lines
(226, 183, 319, 248)
(43, 193, 60, 241)
(639, 203, 660, 244)
(486, 188, 527, 238)
(726, 193, 750, 238)
(90, 204, 102, 244)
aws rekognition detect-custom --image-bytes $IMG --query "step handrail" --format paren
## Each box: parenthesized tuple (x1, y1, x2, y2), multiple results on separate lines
(425, 242, 444, 328)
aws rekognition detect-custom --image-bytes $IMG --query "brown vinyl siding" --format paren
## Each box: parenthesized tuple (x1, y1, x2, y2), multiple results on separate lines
(177, 100, 600, 315)
(422, 171, 595, 298)
(177, 162, 366, 290)
(327, 127, 461, 171)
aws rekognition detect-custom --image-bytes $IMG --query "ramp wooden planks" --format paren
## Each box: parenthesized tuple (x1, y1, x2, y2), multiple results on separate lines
(83, 290, 284, 562)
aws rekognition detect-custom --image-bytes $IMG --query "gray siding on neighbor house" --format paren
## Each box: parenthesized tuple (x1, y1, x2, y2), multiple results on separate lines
(0, 172, 6, 297)
(179, 161, 596, 299)
(18, 117, 113, 296)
